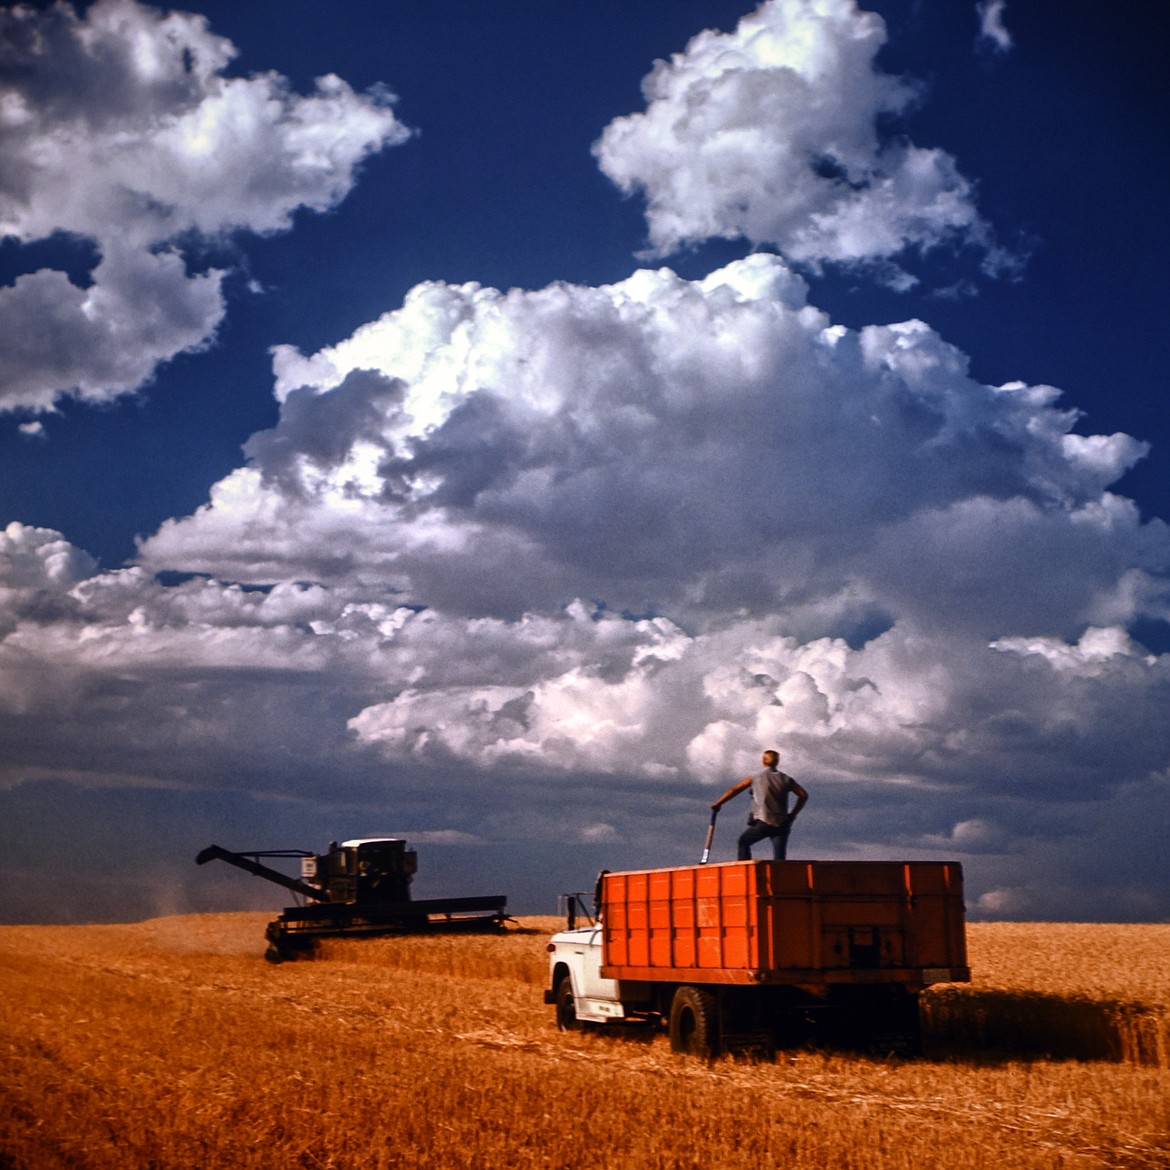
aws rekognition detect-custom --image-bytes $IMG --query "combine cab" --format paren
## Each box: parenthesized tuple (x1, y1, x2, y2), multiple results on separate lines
(196, 838, 509, 961)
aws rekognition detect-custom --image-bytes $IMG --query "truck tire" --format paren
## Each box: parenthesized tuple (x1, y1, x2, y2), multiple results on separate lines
(669, 986, 719, 1058)
(827, 986, 922, 1056)
(555, 975, 580, 1031)
(868, 988, 922, 1057)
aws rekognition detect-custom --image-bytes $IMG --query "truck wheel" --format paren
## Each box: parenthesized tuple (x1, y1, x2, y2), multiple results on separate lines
(829, 987, 922, 1056)
(869, 989, 922, 1057)
(555, 975, 580, 1031)
(669, 986, 719, 1058)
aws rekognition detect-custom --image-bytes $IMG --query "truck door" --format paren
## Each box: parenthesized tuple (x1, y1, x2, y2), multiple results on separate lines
(571, 925, 621, 1001)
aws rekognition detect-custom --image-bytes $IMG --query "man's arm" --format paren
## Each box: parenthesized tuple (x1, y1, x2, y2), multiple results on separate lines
(787, 778, 809, 820)
(711, 776, 751, 811)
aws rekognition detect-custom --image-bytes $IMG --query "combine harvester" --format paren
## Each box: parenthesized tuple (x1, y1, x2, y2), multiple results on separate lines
(196, 837, 509, 961)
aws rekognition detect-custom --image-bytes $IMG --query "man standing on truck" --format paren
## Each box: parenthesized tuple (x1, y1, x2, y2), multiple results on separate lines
(711, 750, 808, 860)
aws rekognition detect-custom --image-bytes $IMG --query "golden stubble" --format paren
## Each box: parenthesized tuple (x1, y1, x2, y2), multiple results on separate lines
(1, 915, 1167, 1169)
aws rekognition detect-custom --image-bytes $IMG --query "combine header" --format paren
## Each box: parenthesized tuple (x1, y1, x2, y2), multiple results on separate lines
(196, 838, 509, 961)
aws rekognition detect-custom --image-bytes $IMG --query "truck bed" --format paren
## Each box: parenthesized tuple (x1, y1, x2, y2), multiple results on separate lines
(600, 860, 969, 991)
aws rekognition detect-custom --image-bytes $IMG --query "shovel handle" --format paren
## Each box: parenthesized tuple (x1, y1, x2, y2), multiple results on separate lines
(700, 808, 718, 864)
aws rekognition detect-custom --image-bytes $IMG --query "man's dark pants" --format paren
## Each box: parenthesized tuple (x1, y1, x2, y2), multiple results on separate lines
(737, 816, 792, 861)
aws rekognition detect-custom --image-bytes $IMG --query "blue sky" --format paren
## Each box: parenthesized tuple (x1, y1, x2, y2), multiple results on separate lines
(0, 0, 1167, 924)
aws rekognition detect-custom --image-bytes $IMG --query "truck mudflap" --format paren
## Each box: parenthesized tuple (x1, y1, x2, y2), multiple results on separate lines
(573, 996, 629, 1023)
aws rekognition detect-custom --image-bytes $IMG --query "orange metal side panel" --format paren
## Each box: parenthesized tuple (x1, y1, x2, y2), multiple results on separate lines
(903, 862, 969, 969)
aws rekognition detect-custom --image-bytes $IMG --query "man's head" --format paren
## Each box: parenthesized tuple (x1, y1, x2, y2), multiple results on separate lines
(762, 749, 779, 768)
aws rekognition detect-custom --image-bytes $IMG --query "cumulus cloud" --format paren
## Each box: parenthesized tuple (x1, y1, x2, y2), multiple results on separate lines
(3, 246, 1169, 913)
(0, 519, 399, 791)
(139, 256, 1157, 637)
(6, 494, 1169, 917)
(128, 255, 1170, 816)
(593, 0, 1008, 284)
(976, 1, 1013, 54)
(342, 605, 1170, 804)
(0, 0, 410, 411)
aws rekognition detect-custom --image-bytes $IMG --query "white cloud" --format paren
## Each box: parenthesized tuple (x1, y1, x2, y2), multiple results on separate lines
(138, 256, 1157, 640)
(7, 515, 1169, 850)
(0, 245, 226, 408)
(0, 0, 410, 411)
(593, 0, 1006, 283)
(13, 238, 1165, 796)
(974, 886, 1024, 916)
(125, 252, 1170, 917)
(579, 823, 620, 844)
(1, 521, 96, 595)
(976, 1, 1013, 54)
(991, 625, 1154, 673)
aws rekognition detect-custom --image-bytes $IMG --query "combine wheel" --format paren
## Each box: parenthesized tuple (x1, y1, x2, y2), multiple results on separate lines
(264, 922, 288, 963)
(669, 986, 719, 1058)
(555, 975, 580, 1032)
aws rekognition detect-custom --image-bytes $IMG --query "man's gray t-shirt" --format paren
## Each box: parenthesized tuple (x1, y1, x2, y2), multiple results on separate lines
(750, 767, 796, 826)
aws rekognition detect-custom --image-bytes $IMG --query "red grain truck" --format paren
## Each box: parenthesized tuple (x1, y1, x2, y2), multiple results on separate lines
(546, 859, 969, 1057)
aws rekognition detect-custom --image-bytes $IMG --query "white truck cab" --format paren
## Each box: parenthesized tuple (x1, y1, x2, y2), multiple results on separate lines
(545, 922, 629, 1026)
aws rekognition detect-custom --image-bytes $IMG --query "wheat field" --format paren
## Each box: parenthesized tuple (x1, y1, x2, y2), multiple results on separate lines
(1, 914, 1167, 1169)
